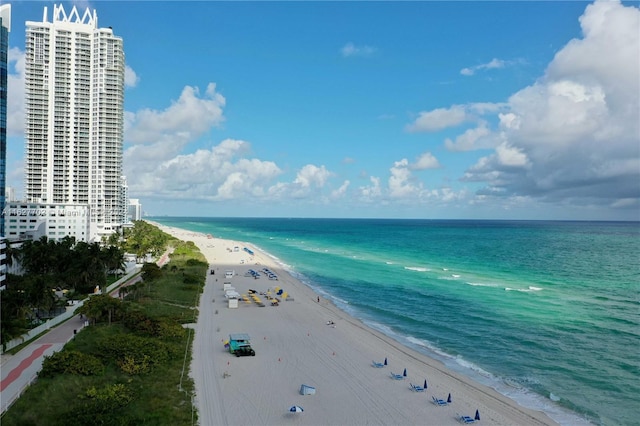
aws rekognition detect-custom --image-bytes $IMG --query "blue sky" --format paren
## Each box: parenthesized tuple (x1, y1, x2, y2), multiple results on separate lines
(5, 1, 640, 220)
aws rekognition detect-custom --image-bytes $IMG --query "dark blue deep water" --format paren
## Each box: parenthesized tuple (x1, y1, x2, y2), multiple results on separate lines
(151, 218, 639, 425)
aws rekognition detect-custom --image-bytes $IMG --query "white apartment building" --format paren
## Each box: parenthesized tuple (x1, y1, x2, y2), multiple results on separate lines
(4, 201, 90, 242)
(24, 4, 125, 242)
(128, 198, 142, 222)
(120, 175, 129, 224)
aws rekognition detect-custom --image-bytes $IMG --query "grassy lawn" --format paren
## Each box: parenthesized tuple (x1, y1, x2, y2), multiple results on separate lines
(1, 236, 205, 426)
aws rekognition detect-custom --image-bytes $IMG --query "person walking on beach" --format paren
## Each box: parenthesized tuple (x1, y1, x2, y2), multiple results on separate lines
(317, 296, 320, 303)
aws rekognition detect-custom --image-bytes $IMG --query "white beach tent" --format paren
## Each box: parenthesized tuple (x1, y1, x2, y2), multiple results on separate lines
(300, 384, 316, 395)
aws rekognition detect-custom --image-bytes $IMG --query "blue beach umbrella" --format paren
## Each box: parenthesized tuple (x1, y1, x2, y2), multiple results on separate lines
(423, 379, 428, 389)
(384, 357, 388, 366)
(475, 409, 480, 421)
(290, 405, 304, 413)
(403, 368, 407, 377)
(447, 393, 452, 403)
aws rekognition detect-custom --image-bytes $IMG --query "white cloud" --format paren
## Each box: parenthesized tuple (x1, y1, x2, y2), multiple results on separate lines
(126, 138, 283, 201)
(410, 152, 441, 170)
(125, 83, 225, 147)
(495, 143, 530, 168)
(123, 83, 227, 176)
(124, 64, 140, 87)
(461, 58, 507, 76)
(341, 42, 377, 57)
(294, 164, 332, 188)
(458, 0, 639, 209)
(331, 180, 350, 199)
(444, 121, 494, 152)
(6, 47, 25, 136)
(358, 176, 382, 201)
(405, 105, 468, 132)
(389, 159, 421, 198)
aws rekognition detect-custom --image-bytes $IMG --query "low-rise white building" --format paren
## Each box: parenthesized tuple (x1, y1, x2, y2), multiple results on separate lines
(4, 202, 90, 242)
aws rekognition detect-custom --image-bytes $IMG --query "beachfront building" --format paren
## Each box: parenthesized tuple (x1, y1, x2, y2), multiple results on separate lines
(4, 201, 90, 242)
(119, 175, 129, 224)
(24, 4, 125, 242)
(0, 5, 11, 290)
(1, 4, 11, 238)
(128, 198, 142, 222)
(5, 185, 15, 202)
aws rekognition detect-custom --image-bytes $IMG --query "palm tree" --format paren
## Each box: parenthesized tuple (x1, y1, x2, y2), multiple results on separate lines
(103, 245, 126, 278)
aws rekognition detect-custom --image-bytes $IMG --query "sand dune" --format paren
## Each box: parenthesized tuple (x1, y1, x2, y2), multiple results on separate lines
(152, 222, 556, 426)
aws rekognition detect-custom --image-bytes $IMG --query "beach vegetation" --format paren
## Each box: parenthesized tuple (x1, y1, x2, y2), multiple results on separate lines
(77, 294, 124, 325)
(1, 237, 127, 345)
(1, 222, 203, 426)
(40, 350, 104, 378)
(142, 261, 163, 281)
(123, 220, 169, 260)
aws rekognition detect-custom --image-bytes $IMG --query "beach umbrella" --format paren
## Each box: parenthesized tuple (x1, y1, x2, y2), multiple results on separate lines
(423, 379, 428, 389)
(384, 357, 388, 366)
(403, 368, 407, 377)
(447, 393, 452, 403)
(475, 409, 480, 421)
(289, 405, 304, 413)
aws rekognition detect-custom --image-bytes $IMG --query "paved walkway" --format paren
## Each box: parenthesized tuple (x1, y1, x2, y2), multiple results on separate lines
(0, 314, 86, 413)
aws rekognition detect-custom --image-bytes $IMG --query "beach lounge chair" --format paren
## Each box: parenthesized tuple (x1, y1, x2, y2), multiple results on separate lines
(372, 361, 385, 368)
(410, 383, 425, 392)
(390, 372, 404, 380)
(457, 414, 476, 423)
(432, 396, 448, 406)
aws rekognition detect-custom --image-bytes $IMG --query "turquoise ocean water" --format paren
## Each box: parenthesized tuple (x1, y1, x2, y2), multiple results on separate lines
(151, 218, 639, 425)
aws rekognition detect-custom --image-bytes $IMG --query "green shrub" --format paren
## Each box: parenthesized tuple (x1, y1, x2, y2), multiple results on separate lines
(118, 354, 151, 375)
(74, 383, 135, 424)
(156, 320, 186, 339)
(97, 333, 170, 369)
(40, 350, 104, 378)
(122, 309, 158, 336)
(182, 273, 200, 285)
(185, 258, 205, 267)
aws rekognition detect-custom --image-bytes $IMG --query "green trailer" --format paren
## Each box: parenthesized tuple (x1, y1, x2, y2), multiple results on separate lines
(228, 333, 255, 357)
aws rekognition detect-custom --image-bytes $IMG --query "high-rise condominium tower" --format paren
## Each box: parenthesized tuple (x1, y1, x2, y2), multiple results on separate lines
(0, 4, 10, 238)
(24, 4, 124, 241)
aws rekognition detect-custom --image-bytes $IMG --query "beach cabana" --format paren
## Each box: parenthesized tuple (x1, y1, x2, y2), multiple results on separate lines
(300, 384, 316, 395)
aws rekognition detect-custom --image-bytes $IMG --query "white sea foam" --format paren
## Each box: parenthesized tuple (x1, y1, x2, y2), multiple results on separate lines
(404, 266, 430, 272)
(466, 282, 500, 287)
(451, 274, 461, 278)
(437, 275, 458, 280)
(505, 286, 543, 293)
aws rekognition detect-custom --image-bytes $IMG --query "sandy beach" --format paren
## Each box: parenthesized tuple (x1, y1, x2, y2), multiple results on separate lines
(151, 221, 557, 426)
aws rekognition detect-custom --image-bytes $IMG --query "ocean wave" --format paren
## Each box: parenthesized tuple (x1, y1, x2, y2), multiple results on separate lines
(466, 282, 501, 287)
(404, 266, 430, 272)
(454, 356, 494, 379)
(505, 286, 544, 292)
(437, 275, 458, 281)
